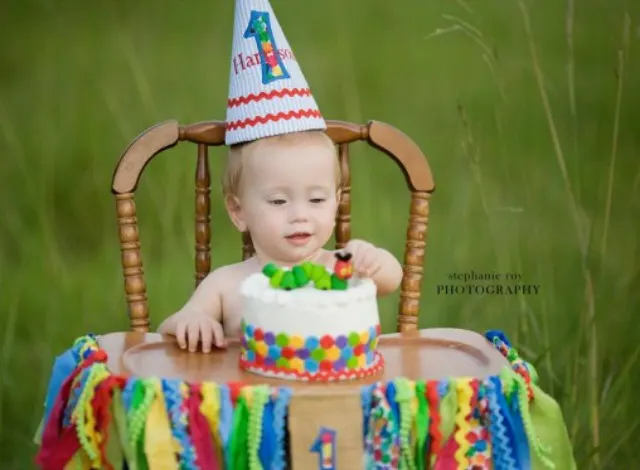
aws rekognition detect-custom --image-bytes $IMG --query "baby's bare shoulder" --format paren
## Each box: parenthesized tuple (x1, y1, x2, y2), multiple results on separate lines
(203, 258, 259, 285)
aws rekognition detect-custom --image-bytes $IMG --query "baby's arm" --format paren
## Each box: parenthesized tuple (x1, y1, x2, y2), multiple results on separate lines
(157, 267, 227, 352)
(340, 240, 403, 296)
(368, 246, 403, 296)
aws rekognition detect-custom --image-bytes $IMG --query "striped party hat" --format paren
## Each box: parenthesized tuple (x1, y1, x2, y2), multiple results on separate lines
(225, 0, 326, 145)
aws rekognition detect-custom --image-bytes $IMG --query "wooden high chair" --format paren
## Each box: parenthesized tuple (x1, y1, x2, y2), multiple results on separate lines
(102, 118, 509, 467)
(111, 119, 434, 333)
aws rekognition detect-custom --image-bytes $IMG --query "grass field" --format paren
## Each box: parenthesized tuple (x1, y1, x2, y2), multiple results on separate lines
(1, 0, 639, 467)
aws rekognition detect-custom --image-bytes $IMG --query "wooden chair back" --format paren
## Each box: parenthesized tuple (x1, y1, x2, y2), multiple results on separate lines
(111, 120, 435, 333)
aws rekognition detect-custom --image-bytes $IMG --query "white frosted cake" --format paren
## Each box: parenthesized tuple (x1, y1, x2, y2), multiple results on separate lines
(238, 254, 385, 381)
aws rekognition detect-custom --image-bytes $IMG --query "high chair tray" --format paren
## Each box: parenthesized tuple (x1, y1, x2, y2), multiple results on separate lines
(101, 328, 509, 391)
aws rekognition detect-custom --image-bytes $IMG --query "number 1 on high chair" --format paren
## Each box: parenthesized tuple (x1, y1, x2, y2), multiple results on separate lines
(309, 427, 337, 469)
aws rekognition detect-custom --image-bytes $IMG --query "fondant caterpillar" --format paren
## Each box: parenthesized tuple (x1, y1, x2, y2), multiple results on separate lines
(262, 252, 354, 291)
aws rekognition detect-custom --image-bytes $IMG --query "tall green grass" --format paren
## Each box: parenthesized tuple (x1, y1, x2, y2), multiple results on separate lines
(1, 0, 639, 467)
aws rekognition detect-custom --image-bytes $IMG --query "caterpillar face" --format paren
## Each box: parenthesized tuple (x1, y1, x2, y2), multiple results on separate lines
(334, 260, 353, 280)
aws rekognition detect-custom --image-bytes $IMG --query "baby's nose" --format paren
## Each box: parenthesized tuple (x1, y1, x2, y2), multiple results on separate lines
(289, 204, 308, 222)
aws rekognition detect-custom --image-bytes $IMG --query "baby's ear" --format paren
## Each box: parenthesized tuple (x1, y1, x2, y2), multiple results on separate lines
(224, 194, 247, 232)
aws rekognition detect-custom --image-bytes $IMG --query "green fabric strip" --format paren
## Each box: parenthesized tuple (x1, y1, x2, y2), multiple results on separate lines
(112, 389, 137, 470)
(438, 383, 457, 441)
(229, 394, 250, 470)
(529, 383, 577, 470)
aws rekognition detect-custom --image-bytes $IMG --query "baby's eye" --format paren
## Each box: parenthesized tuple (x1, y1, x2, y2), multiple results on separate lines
(310, 198, 326, 204)
(269, 199, 287, 205)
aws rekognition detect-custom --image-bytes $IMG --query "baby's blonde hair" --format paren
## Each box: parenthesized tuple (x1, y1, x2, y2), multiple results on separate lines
(222, 130, 341, 198)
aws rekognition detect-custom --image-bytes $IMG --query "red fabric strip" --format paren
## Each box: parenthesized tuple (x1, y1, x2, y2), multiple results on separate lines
(35, 353, 104, 469)
(188, 384, 219, 470)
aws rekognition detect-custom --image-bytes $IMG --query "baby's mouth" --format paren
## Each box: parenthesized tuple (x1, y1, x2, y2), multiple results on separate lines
(284, 232, 312, 245)
(285, 232, 311, 240)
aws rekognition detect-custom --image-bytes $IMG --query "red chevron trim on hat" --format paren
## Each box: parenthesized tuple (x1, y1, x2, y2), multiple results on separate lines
(227, 88, 312, 108)
(226, 109, 323, 131)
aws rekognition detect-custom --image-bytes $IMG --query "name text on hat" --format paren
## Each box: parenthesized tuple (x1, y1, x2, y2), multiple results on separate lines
(232, 49, 296, 76)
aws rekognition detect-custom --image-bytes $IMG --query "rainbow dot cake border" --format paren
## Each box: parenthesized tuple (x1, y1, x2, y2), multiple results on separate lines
(239, 321, 384, 381)
(239, 350, 385, 382)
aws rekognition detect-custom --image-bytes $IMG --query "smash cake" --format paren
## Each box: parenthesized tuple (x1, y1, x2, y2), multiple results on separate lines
(238, 252, 385, 381)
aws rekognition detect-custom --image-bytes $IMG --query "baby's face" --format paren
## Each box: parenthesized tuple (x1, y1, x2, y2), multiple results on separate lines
(236, 141, 338, 264)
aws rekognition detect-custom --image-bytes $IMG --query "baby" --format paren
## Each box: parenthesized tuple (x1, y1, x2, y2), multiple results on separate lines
(157, 130, 403, 352)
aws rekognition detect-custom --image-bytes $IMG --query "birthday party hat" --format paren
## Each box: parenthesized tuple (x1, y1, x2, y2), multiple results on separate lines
(225, 0, 326, 145)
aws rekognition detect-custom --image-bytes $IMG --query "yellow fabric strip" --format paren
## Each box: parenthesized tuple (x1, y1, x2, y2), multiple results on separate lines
(144, 379, 180, 470)
(453, 378, 473, 469)
(200, 382, 223, 463)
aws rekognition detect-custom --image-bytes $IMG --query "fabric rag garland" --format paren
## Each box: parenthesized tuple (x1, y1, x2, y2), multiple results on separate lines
(360, 331, 554, 470)
(34, 335, 292, 470)
(34, 330, 557, 470)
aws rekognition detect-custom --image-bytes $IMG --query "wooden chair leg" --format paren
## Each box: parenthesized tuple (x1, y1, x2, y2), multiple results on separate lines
(397, 191, 430, 333)
(116, 193, 149, 332)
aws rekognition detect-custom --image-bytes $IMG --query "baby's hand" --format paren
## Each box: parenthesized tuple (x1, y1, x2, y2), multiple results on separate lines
(344, 239, 382, 278)
(172, 310, 227, 353)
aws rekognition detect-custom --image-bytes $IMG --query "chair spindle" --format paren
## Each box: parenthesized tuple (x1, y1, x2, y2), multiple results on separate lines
(195, 144, 212, 287)
(335, 143, 351, 249)
(397, 191, 430, 332)
(116, 193, 149, 332)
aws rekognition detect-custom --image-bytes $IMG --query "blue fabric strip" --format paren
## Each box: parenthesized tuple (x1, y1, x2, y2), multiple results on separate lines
(218, 385, 233, 468)
(486, 376, 518, 470)
(272, 387, 292, 470)
(485, 329, 512, 348)
(495, 379, 522, 470)
(42, 348, 77, 426)
(259, 399, 275, 468)
(162, 379, 197, 469)
(509, 383, 532, 469)
(385, 381, 400, 426)
(360, 384, 375, 440)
